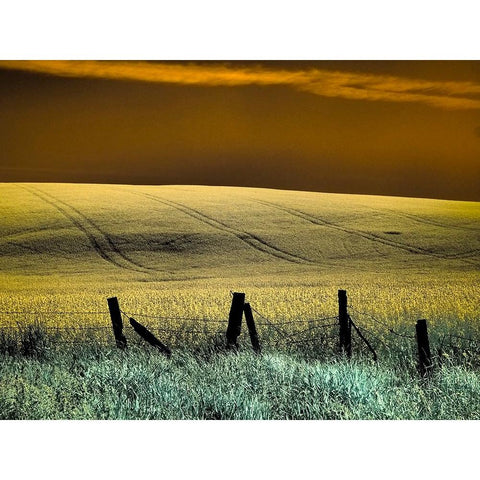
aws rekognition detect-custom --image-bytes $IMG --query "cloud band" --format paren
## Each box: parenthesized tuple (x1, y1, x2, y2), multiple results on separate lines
(1, 60, 480, 110)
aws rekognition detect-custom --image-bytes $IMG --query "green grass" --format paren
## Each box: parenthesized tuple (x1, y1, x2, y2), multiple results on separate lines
(1, 344, 480, 420)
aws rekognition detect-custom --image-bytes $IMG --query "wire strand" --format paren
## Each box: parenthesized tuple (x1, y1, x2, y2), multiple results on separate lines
(349, 305, 415, 339)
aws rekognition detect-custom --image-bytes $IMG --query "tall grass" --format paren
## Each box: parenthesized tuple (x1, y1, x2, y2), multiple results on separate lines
(1, 331, 480, 420)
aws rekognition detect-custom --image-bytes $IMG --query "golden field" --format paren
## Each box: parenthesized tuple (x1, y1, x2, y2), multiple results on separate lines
(0, 183, 479, 341)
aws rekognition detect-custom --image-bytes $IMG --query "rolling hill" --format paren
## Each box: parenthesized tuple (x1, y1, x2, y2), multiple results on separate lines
(0, 183, 479, 327)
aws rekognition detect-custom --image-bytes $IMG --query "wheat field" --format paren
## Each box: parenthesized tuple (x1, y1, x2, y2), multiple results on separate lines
(1, 182, 479, 336)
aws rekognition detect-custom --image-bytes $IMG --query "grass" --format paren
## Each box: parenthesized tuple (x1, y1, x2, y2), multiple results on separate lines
(1, 321, 480, 419)
(0, 182, 479, 419)
(1, 343, 480, 420)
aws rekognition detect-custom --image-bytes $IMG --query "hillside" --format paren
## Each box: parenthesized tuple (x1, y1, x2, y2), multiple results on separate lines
(0, 183, 479, 326)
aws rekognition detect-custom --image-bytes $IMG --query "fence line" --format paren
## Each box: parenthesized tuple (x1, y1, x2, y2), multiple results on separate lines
(1, 289, 479, 378)
(352, 322, 393, 351)
(0, 311, 108, 315)
(446, 333, 480, 347)
(348, 305, 416, 339)
(119, 310, 227, 323)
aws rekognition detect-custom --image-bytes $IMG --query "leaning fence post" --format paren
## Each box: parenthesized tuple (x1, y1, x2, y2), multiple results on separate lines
(226, 292, 245, 349)
(416, 319, 433, 376)
(244, 303, 261, 354)
(107, 296, 127, 349)
(129, 317, 171, 357)
(338, 289, 351, 358)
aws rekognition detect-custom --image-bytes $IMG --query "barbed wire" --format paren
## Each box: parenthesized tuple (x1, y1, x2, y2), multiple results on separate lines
(348, 315, 377, 361)
(352, 322, 394, 351)
(255, 316, 338, 326)
(348, 305, 415, 339)
(3, 297, 479, 361)
(120, 310, 216, 335)
(119, 309, 227, 323)
(287, 333, 338, 346)
(279, 322, 338, 341)
(0, 311, 108, 315)
(437, 333, 480, 356)
(441, 342, 480, 356)
(249, 305, 287, 336)
(50, 340, 112, 345)
(46, 326, 111, 330)
(446, 333, 480, 347)
(0, 325, 112, 331)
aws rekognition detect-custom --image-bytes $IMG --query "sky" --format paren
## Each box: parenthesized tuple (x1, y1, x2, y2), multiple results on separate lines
(1, 60, 479, 201)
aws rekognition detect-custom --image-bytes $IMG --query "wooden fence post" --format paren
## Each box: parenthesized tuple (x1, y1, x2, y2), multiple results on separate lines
(129, 317, 171, 357)
(338, 289, 351, 358)
(226, 292, 245, 349)
(107, 296, 127, 349)
(416, 319, 433, 376)
(244, 303, 261, 354)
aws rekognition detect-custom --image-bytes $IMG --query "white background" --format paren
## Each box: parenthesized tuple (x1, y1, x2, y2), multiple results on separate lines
(1, 1, 479, 478)
(1, 0, 479, 59)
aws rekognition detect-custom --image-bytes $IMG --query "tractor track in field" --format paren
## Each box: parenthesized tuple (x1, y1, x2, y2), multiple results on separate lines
(21, 185, 156, 274)
(354, 206, 480, 260)
(0, 225, 60, 242)
(377, 211, 480, 259)
(356, 204, 480, 258)
(133, 191, 314, 265)
(0, 226, 74, 261)
(251, 198, 480, 267)
(2, 240, 74, 261)
(440, 248, 480, 259)
(379, 209, 480, 233)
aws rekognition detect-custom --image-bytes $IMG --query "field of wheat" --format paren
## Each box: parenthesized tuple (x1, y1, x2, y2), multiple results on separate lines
(1, 183, 479, 335)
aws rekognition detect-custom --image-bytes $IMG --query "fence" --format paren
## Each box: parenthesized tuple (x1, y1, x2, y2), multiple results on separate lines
(1, 289, 480, 378)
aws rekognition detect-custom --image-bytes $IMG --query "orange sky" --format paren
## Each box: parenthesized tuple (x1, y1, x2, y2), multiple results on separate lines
(1, 60, 479, 200)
